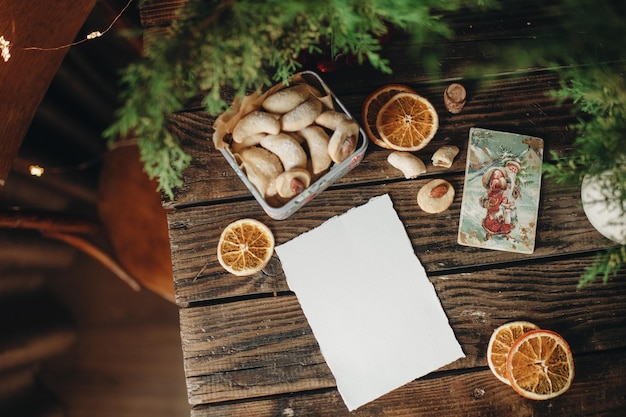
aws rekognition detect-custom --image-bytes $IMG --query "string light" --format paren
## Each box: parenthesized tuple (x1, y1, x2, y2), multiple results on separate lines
(29, 165, 45, 177)
(1, 0, 134, 61)
(17, 140, 136, 180)
(0, 35, 10, 62)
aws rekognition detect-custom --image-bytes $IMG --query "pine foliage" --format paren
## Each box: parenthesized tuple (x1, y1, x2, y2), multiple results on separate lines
(546, 67, 626, 200)
(105, 0, 493, 198)
(105, 0, 625, 287)
(545, 66, 626, 287)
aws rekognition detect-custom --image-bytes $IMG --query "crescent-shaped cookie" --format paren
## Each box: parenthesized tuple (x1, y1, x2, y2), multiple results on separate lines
(387, 151, 427, 179)
(262, 84, 310, 114)
(327, 120, 359, 163)
(275, 168, 312, 198)
(237, 146, 283, 197)
(299, 126, 332, 175)
(230, 132, 267, 153)
(280, 98, 323, 132)
(315, 110, 352, 130)
(232, 111, 281, 143)
(260, 133, 308, 171)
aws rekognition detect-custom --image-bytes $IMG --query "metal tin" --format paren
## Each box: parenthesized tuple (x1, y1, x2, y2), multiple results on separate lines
(219, 70, 368, 220)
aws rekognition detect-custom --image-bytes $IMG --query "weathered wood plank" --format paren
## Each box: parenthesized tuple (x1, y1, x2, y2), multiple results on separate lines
(180, 296, 330, 404)
(139, 1, 570, 86)
(168, 176, 613, 305)
(189, 348, 626, 416)
(166, 71, 576, 207)
(137, 0, 554, 34)
(179, 257, 626, 404)
(145, 3, 626, 416)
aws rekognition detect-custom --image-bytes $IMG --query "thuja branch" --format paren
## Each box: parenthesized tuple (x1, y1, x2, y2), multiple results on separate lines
(578, 247, 626, 288)
(105, 0, 494, 199)
(544, 65, 626, 287)
(196, 0, 236, 31)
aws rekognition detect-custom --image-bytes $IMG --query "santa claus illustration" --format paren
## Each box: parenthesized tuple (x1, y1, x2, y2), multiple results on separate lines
(480, 167, 513, 235)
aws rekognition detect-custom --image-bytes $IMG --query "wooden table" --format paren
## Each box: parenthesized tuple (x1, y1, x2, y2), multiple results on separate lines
(142, 3, 626, 416)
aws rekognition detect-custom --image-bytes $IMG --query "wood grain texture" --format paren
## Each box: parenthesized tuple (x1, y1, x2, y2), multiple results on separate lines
(166, 71, 576, 206)
(179, 261, 626, 404)
(180, 296, 330, 404)
(145, 1, 626, 415)
(189, 348, 626, 416)
(168, 177, 614, 305)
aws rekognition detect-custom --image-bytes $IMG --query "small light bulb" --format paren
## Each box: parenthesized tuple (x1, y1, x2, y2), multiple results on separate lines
(86, 31, 102, 40)
(1, 35, 11, 62)
(29, 165, 44, 177)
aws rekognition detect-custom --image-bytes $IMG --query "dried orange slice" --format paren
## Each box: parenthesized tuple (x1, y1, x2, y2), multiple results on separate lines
(376, 92, 438, 151)
(506, 329, 575, 400)
(487, 321, 539, 385)
(217, 218, 275, 276)
(361, 84, 417, 149)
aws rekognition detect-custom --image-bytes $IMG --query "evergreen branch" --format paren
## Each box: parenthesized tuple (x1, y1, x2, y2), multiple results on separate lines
(106, 0, 493, 198)
(544, 65, 626, 287)
(578, 247, 626, 288)
(544, 66, 626, 205)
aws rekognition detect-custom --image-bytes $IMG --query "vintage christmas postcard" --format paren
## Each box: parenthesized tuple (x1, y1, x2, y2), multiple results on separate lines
(457, 128, 544, 254)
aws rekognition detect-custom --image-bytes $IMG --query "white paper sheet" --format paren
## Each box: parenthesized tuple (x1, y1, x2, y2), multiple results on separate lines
(275, 194, 465, 410)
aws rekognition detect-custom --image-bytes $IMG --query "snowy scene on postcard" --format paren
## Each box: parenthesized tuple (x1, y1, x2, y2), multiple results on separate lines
(458, 128, 544, 254)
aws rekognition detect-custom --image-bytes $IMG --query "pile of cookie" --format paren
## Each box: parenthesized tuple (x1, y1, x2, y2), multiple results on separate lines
(216, 81, 360, 207)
